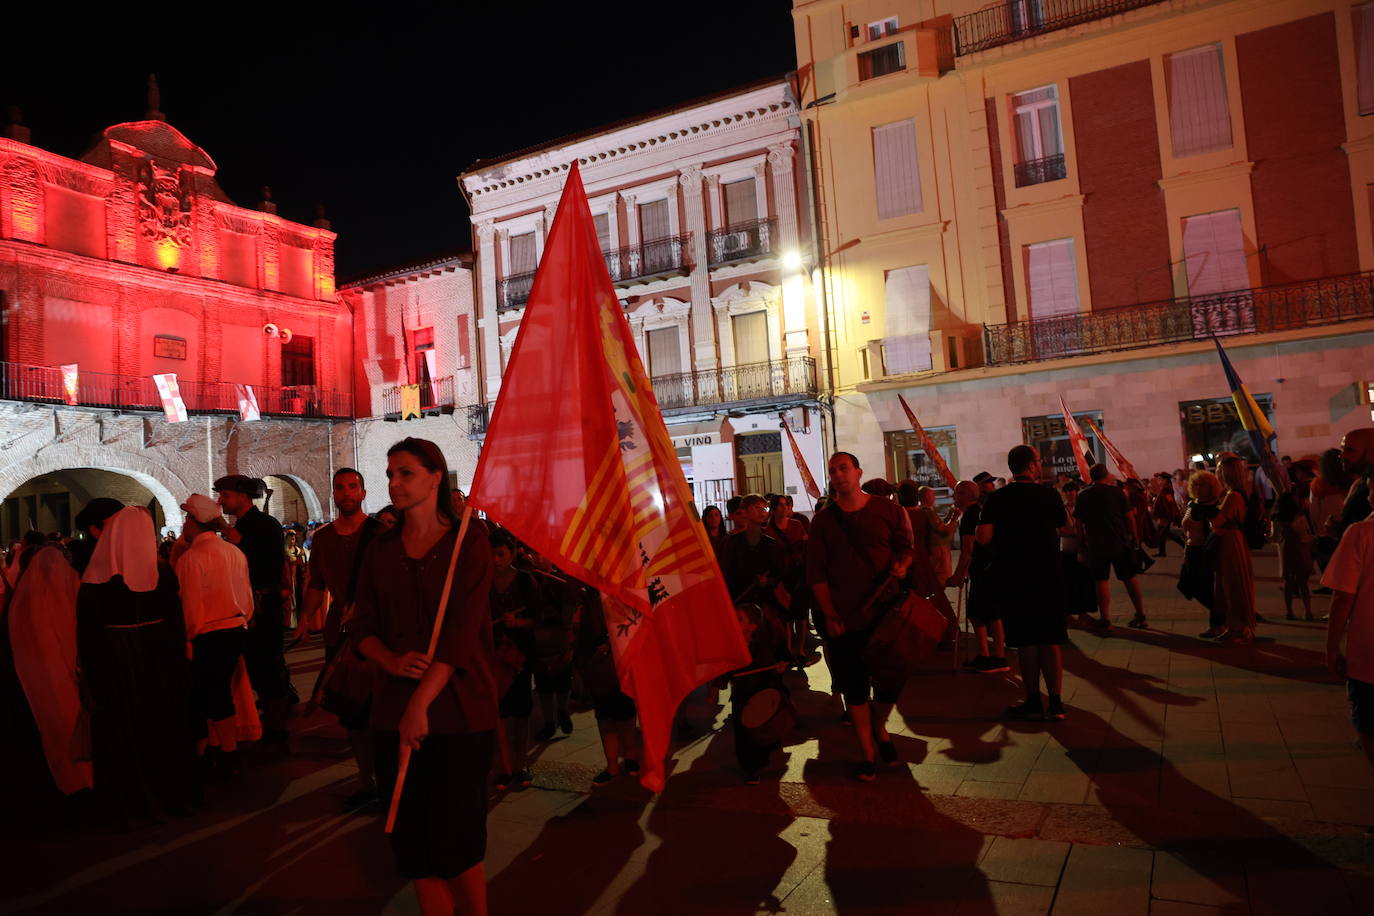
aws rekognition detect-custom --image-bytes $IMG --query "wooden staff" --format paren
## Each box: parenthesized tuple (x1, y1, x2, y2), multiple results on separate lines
(384, 505, 473, 835)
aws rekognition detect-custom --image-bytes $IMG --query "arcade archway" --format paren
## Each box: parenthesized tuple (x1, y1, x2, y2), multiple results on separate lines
(1, 468, 170, 541)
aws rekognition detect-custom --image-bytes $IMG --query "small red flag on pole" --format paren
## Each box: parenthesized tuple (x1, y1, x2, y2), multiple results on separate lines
(1057, 395, 1093, 482)
(468, 163, 748, 792)
(780, 416, 821, 500)
(1079, 415, 1138, 482)
(896, 394, 956, 488)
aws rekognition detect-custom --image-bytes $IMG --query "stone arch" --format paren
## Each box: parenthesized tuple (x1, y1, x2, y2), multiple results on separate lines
(261, 473, 324, 524)
(0, 445, 188, 532)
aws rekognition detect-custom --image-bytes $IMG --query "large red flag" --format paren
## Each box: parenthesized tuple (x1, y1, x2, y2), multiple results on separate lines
(1057, 395, 1092, 482)
(468, 163, 748, 792)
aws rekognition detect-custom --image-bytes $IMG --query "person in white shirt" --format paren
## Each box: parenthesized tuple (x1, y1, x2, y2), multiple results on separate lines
(1323, 505, 1374, 836)
(175, 494, 255, 771)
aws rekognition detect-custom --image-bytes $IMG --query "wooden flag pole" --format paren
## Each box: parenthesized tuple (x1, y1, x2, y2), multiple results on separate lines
(384, 504, 473, 835)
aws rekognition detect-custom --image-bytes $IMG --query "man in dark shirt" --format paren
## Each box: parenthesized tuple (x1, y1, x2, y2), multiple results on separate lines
(1073, 463, 1147, 630)
(805, 451, 913, 781)
(978, 445, 1069, 720)
(215, 474, 291, 746)
(947, 480, 1007, 673)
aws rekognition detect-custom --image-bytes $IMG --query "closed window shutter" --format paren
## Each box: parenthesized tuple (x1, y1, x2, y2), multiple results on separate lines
(1358, 5, 1374, 115)
(1182, 210, 1248, 296)
(593, 213, 611, 251)
(883, 265, 932, 373)
(639, 199, 670, 241)
(646, 327, 682, 378)
(510, 232, 536, 273)
(724, 179, 758, 227)
(732, 311, 769, 365)
(872, 120, 923, 219)
(456, 314, 471, 369)
(1026, 239, 1080, 318)
(1168, 44, 1233, 157)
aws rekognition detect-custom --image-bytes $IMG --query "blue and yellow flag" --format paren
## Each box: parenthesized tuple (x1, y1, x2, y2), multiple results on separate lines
(1212, 337, 1286, 492)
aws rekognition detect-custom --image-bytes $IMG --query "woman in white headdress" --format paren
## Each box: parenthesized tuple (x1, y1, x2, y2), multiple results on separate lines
(77, 506, 195, 824)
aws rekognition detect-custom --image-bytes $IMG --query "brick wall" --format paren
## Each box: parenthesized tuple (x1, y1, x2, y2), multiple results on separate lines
(1070, 60, 1173, 309)
(1238, 13, 1359, 284)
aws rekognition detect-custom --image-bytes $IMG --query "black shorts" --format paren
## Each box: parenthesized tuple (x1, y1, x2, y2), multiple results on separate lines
(825, 632, 901, 706)
(1089, 550, 1139, 582)
(592, 690, 636, 722)
(191, 627, 247, 722)
(966, 571, 999, 626)
(1349, 678, 1374, 736)
(1002, 609, 1068, 649)
(374, 729, 495, 880)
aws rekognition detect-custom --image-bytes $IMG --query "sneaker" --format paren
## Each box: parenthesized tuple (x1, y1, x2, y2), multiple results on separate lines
(1005, 701, 1045, 721)
(976, 656, 1011, 674)
(591, 769, 616, 788)
(534, 723, 556, 742)
(514, 769, 533, 789)
(1198, 627, 1226, 639)
(1127, 617, 1148, 630)
(494, 773, 512, 791)
(1045, 697, 1066, 720)
(853, 760, 877, 782)
(558, 712, 574, 735)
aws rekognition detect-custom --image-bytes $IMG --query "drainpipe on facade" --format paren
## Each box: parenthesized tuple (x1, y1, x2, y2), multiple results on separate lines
(803, 111, 839, 460)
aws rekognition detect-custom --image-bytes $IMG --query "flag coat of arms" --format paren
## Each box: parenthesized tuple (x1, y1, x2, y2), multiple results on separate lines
(234, 384, 261, 422)
(1057, 396, 1093, 482)
(60, 364, 79, 407)
(1080, 416, 1137, 482)
(780, 416, 821, 500)
(152, 373, 188, 423)
(469, 163, 748, 792)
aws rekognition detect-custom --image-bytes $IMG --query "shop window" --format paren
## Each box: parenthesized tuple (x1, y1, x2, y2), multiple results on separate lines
(1021, 411, 1105, 481)
(886, 427, 958, 498)
(1178, 394, 1274, 465)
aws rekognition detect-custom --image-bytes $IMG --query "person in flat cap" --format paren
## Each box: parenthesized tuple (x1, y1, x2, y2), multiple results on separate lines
(214, 475, 290, 748)
(973, 471, 997, 504)
(70, 498, 125, 575)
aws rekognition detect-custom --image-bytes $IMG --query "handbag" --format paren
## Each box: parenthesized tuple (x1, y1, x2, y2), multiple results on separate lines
(313, 519, 383, 719)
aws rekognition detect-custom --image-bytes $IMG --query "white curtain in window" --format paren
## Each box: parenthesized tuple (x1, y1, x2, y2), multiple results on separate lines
(724, 179, 758, 227)
(1183, 209, 1248, 296)
(732, 311, 769, 366)
(1168, 44, 1233, 157)
(872, 120, 923, 220)
(883, 265, 932, 374)
(509, 232, 536, 273)
(646, 326, 682, 378)
(1012, 86, 1061, 161)
(1358, 5, 1374, 115)
(1026, 239, 1080, 318)
(639, 199, 670, 241)
(593, 213, 611, 251)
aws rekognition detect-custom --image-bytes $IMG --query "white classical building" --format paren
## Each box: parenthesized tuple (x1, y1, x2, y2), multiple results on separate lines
(459, 77, 827, 510)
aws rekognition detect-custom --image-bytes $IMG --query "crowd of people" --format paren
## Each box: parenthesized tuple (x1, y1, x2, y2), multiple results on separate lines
(2, 426, 1372, 916)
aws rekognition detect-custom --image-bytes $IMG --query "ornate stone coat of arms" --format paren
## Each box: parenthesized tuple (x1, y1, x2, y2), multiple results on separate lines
(137, 162, 193, 247)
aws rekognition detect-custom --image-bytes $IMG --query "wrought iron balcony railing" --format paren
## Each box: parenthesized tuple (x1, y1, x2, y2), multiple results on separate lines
(1013, 153, 1067, 188)
(0, 363, 353, 419)
(708, 218, 777, 267)
(982, 270, 1374, 367)
(381, 376, 456, 417)
(953, 0, 1165, 56)
(649, 356, 818, 412)
(497, 270, 538, 313)
(466, 402, 491, 439)
(604, 234, 690, 285)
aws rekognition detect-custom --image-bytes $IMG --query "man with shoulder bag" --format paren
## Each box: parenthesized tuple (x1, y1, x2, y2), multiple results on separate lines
(805, 451, 913, 782)
(296, 468, 384, 810)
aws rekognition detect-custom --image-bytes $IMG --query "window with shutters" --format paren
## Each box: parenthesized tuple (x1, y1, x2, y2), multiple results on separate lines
(593, 213, 611, 251)
(1358, 5, 1374, 115)
(872, 120, 923, 219)
(455, 315, 471, 370)
(1182, 210, 1248, 297)
(1024, 239, 1080, 318)
(732, 311, 769, 366)
(859, 42, 905, 80)
(281, 335, 316, 388)
(639, 199, 674, 273)
(724, 179, 758, 227)
(1010, 86, 1066, 186)
(867, 16, 898, 40)
(646, 326, 682, 379)
(883, 265, 932, 374)
(1166, 44, 1233, 157)
(509, 232, 536, 274)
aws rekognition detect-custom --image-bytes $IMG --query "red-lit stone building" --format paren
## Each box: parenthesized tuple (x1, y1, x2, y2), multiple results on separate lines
(0, 113, 353, 534)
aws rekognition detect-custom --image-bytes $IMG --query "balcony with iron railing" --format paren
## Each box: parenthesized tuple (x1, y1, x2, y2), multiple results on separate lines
(497, 270, 537, 313)
(982, 271, 1374, 367)
(650, 356, 819, 413)
(1013, 153, 1066, 188)
(953, 0, 1166, 56)
(466, 402, 491, 439)
(0, 363, 353, 419)
(381, 375, 456, 419)
(708, 218, 777, 267)
(604, 234, 691, 286)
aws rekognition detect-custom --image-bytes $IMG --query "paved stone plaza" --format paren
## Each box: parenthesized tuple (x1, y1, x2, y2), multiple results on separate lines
(5, 549, 1374, 915)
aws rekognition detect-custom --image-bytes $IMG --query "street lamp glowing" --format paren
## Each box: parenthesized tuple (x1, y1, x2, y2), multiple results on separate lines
(781, 249, 803, 271)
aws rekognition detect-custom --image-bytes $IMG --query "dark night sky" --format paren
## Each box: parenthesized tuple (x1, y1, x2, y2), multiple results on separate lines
(2, 2, 797, 280)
